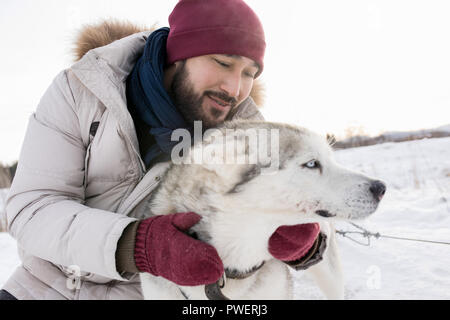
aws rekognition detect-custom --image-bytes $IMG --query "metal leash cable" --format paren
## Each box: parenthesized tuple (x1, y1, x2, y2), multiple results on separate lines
(336, 222, 450, 247)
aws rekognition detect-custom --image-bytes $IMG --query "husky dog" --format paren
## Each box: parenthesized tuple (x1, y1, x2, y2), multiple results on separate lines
(137, 120, 386, 300)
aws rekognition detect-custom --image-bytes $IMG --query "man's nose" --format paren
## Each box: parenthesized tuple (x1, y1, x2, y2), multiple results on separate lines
(219, 73, 241, 98)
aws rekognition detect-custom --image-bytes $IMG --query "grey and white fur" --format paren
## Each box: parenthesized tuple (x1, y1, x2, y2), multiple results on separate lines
(136, 120, 386, 300)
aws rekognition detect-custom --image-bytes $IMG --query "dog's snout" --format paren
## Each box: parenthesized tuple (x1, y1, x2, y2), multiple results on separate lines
(369, 180, 386, 201)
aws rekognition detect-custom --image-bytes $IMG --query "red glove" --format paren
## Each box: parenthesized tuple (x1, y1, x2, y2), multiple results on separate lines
(268, 223, 326, 270)
(134, 212, 224, 286)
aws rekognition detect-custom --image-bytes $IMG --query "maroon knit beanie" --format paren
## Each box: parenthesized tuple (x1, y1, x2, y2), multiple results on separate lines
(166, 0, 266, 77)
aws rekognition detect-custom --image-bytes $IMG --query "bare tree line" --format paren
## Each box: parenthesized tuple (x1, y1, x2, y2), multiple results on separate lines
(0, 162, 16, 232)
(0, 162, 17, 189)
(330, 129, 450, 149)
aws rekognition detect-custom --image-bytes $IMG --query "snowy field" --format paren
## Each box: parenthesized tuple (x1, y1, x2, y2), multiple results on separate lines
(1, 137, 449, 299)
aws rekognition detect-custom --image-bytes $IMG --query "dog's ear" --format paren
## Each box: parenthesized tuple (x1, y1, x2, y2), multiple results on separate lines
(227, 164, 261, 194)
(200, 127, 255, 161)
(197, 126, 278, 180)
(187, 129, 259, 184)
(198, 133, 246, 178)
(326, 133, 337, 147)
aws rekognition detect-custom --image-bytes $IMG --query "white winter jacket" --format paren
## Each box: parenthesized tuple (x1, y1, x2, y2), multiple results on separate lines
(3, 27, 263, 300)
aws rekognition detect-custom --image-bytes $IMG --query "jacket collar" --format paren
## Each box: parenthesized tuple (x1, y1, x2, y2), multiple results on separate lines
(71, 31, 152, 170)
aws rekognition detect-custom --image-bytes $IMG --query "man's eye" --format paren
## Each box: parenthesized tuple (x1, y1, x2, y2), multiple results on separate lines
(214, 59, 230, 68)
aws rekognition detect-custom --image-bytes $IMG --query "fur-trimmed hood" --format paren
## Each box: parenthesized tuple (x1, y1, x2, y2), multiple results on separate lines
(72, 20, 264, 107)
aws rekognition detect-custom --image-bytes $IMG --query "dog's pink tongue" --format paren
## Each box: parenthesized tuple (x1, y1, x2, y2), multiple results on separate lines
(268, 223, 321, 261)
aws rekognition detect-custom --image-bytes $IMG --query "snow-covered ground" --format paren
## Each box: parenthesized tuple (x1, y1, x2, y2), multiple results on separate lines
(1, 137, 449, 299)
(0, 189, 21, 287)
(0, 232, 19, 288)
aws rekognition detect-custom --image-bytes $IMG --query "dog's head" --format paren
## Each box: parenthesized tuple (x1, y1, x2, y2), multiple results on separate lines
(175, 120, 386, 222)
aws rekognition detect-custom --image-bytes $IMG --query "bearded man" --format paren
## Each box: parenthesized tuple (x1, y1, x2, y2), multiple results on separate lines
(1, 0, 323, 300)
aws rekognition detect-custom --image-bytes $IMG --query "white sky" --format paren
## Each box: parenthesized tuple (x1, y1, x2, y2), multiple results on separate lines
(1, 0, 449, 163)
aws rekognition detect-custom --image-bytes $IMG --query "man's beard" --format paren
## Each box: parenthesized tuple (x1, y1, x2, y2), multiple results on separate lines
(168, 61, 237, 129)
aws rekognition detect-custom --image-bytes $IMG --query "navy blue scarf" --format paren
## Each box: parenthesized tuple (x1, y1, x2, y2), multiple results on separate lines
(126, 27, 190, 167)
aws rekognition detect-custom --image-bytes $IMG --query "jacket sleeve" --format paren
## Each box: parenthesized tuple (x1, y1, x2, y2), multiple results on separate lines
(6, 70, 137, 281)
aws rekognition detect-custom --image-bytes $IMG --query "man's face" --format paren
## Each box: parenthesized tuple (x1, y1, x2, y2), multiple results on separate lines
(169, 54, 259, 129)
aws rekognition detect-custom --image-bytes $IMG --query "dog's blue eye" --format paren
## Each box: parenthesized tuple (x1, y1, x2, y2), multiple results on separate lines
(304, 160, 319, 169)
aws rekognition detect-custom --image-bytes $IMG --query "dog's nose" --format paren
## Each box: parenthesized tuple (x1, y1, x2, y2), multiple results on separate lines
(369, 180, 386, 201)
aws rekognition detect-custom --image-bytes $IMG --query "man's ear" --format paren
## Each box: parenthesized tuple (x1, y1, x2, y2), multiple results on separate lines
(174, 59, 186, 71)
(164, 59, 185, 91)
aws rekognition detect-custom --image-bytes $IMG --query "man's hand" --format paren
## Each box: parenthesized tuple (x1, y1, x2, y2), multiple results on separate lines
(268, 223, 327, 270)
(134, 212, 224, 286)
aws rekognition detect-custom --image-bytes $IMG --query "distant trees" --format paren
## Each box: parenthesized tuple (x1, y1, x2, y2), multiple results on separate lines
(0, 162, 16, 231)
(332, 128, 450, 149)
(0, 162, 17, 189)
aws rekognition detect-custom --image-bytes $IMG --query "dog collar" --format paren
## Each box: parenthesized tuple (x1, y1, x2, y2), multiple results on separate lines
(204, 261, 265, 300)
